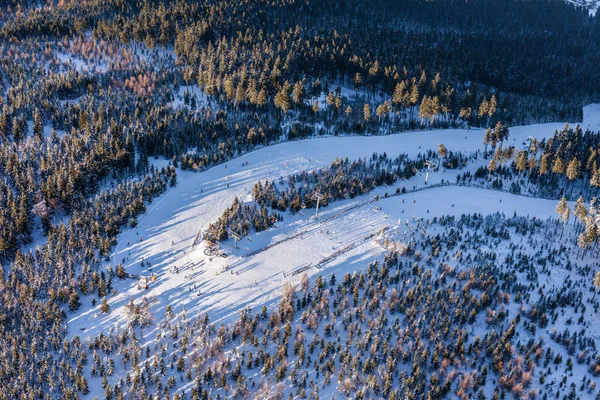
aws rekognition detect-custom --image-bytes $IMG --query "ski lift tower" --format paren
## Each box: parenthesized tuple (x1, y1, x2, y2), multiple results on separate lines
(229, 231, 241, 249)
(312, 191, 324, 219)
(424, 160, 435, 184)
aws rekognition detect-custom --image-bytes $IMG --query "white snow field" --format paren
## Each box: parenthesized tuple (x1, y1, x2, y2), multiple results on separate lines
(67, 104, 600, 342)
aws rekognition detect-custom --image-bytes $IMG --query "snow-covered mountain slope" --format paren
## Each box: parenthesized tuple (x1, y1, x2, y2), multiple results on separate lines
(67, 104, 600, 336)
(57, 104, 600, 399)
(565, 0, 599, 15)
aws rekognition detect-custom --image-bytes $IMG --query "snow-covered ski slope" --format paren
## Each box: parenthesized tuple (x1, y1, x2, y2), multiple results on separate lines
(67, 104, 600, 339)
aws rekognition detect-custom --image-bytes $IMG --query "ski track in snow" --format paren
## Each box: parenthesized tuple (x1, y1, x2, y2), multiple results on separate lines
(67, 104, 600, 341)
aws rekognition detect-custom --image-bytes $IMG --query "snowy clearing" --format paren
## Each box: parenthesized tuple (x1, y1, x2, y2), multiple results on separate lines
(67, 104, 600, 338)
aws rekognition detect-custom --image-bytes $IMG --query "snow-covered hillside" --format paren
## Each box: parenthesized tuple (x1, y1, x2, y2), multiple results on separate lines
(565, 0, 600, 15)
(4, 1, 600, 398)
(59, 105, 600, 399)
(68, 105, 600, 336)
